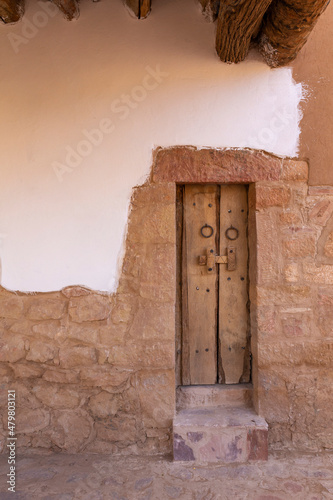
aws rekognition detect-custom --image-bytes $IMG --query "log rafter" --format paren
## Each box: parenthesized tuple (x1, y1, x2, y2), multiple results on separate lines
(215, 0, 274, 63)
(258, 0, 331, 67)
(199, 0, 220, 21)
(52, 0, 79, 21)
(125, 0, 151, 19)
(0, 0, 23, 23)
(0, 0, 330, 69)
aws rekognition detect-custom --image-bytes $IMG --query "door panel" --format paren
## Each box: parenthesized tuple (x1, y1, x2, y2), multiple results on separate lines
(181, 184, 250, 386)
(182, 185, 218, 385)
(219, 185, 249, 384)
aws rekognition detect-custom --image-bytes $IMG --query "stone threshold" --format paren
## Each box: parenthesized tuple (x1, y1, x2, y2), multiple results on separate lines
(173, 384, 268, 463)
(176, 383, 253, 411)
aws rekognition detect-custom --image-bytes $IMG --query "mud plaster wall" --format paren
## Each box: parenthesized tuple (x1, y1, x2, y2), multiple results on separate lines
(292, 1, 333, 186)
(1, 148, 333, 454)
(0, 0, 303, 293)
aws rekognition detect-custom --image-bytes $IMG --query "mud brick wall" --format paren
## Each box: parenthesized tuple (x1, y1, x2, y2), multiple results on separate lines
(1, 147, 333, 454)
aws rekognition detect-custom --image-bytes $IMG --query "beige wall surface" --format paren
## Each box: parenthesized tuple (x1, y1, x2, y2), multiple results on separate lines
(292, 2, 333, 186)
(0, 0, 303, 293)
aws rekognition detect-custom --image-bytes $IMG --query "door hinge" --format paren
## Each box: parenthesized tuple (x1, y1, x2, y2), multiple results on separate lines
(199, 247, 236, 272)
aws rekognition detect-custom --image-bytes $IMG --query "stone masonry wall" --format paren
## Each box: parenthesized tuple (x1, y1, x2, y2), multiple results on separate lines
(0, 182, 176, 455)
(254, 182, 333, 451)
(1, 147, 333, 455)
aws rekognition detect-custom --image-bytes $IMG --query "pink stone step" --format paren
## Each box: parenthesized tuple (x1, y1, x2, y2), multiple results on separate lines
(176, 384, 253, 411)
(173, 406, 268, 463)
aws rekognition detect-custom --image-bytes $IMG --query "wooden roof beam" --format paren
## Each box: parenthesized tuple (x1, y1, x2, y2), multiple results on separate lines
(125, 0, 151, 19)
(215, 0, 273, 63)
(258, 0, 331, 67)
(51, 0, 80, 20)
(0, 0, 23, 23)
(199, 0, 220, 21)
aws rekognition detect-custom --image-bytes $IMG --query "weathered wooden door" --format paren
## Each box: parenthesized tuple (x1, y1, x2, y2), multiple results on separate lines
(181, 184, 250, 385)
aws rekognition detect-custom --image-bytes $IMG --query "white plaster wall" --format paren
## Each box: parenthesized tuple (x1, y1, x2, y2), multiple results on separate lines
(0, 0, 303, 292)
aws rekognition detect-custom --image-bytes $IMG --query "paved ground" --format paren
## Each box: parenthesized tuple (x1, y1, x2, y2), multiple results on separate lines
(1, 451, 333, 500)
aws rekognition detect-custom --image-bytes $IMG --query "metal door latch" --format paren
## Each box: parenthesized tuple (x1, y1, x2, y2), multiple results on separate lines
(199, 247, 236, 272)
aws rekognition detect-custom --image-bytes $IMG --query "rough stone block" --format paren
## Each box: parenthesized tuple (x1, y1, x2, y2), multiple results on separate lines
(257, 370, 290, 423)
(33, 383, 81, 409)
(281, 159, 308, 181)
(88, 391, 120, 418)
(79, 367, 131, 390)
(32, 321, 65, 340)
(13, 382, 42, 410)
(176, 384, 253, 411)
(99, 324, 127, 345)
(69, 294, 111, 322)
(153, 147, 282, 183)
(26, 341, 58, 363)
(11, 363, 44, 379)
(268, 423, 292, 448)
(317, 287, 333, 306)
(281, 316, 310, 339)
(16, 408, 50, 434)
(308, 186, 333, 196)
(256, 185, 291, 209)
(139, 244, 176, 300)
(316, 306, 333, 337)
(50, 410, 93, 453)
(292, 184, 309, 207)
(283, 234, 317, 258)
(279, 210, 303, 226)
(42, 369, 79, 384)
(111, 299, 132, 325)
(9, 320, 33, 336)
(324, 232, 333, 258)
(131, 183, 175, 207)
(257, 286, 311, 307)
(0, 363, 13, 383)
(0, 334, 26, 363)
(257, 307, 277, 339)
(304, 263, 333, 284)
(95, 417, 137, 443)
(67, 323, 100, 344)
(136, 370, 175, 427)
(61, 286, 91, 298)
(256, 212, 280, 284)
(173, 407, 268, 463)
(0, 296, 24, 319)
(128, 204, 176, 244)
(308, 199, 333, 226)
(128, 304, 175, 341)
(27, 298, 66, 320)
(283, 263, 299, 283)
(108, 342, 174, 369)
(259, 341, 333, 367)
(59, 346, 97, 368)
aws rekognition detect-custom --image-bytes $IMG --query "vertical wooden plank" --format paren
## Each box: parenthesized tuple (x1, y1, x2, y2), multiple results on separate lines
(175, 185, 183, 387)
(219, 185, 249, 384)
(182, 185, 218, 385)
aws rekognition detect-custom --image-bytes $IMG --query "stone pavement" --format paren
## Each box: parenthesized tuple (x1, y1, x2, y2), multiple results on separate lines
(1, 451, 333, 500)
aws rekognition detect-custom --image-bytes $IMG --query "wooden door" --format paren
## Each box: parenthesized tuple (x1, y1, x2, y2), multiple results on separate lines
(181, 184, 249, 386)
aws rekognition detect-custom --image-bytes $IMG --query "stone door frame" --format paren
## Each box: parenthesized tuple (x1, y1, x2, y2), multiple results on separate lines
(143, 146, 308, 416)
